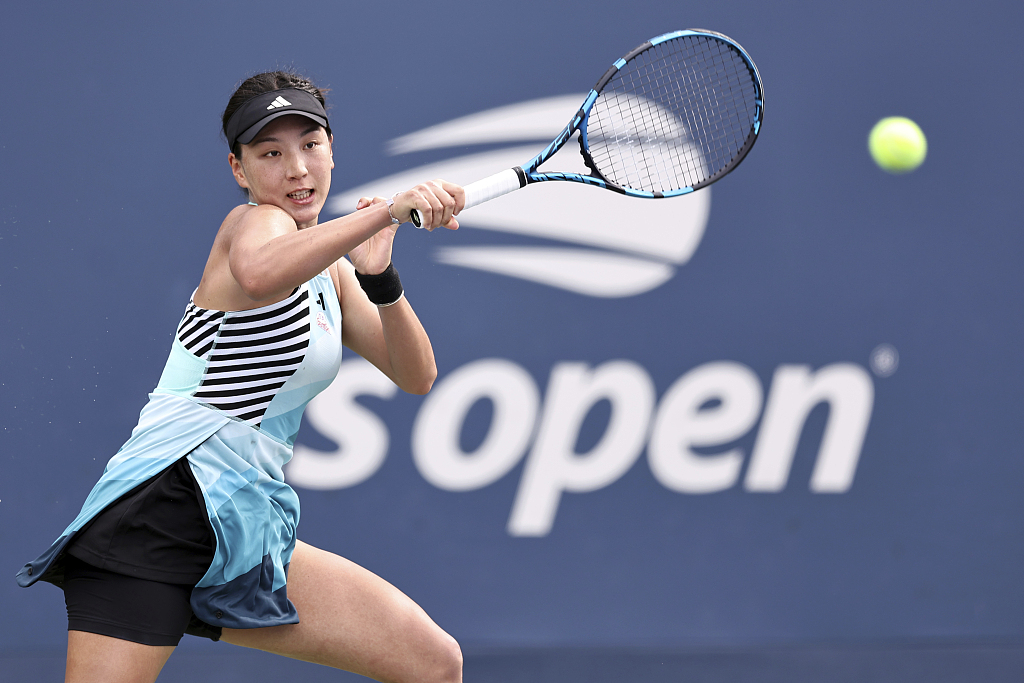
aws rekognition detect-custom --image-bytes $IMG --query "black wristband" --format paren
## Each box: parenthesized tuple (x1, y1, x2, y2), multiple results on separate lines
(354, 262, 404, 307)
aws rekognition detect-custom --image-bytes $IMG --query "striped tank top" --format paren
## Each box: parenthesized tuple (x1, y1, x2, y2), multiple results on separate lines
(176, 286, 311, 428)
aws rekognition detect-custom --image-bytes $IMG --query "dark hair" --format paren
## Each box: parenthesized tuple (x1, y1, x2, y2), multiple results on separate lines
(222, 71, 330, 157)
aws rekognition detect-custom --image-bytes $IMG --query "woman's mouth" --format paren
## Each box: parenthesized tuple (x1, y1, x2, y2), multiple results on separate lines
(288, 189, 314, 202)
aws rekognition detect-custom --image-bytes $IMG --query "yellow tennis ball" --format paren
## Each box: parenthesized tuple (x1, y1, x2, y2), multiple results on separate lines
(869, 117, 927, 173)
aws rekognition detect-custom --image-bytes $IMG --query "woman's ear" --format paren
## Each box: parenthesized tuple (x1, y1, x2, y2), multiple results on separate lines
(229, 152, 249, 189)
(329, 134, 335, 170)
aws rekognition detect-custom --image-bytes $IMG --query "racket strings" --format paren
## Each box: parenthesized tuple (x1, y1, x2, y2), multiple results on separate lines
(587, 35, 759, 193)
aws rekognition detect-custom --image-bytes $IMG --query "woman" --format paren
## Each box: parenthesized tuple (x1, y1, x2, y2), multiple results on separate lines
(17, 71, 466, 683)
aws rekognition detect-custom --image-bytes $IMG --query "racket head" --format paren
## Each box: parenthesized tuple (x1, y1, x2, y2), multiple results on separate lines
(573, 29, 763, 197)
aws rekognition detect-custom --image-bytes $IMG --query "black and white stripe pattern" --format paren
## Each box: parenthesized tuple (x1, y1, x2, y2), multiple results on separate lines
(178, 288, 310, 427)
(177, 304, 225, 360)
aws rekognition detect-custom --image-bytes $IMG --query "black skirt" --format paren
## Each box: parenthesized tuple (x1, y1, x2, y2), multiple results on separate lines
(60, 456, 221, 644)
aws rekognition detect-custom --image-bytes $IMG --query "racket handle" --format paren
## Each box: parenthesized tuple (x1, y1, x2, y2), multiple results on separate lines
(463, 168, 525, 210)
(409, 168, 525, 229)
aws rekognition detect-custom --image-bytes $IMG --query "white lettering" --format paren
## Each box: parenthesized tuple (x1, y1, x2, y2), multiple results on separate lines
(286, 359, 397, 490)
(289, 357, 878, 534)
(648, 362, 763, 493)
(745, 363, 874, 493)
(508, 360, 655, 537)
(412, 359, 539, 491)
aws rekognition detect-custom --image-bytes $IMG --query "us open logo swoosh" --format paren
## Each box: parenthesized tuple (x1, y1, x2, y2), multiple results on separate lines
(327, 95, 710, 298)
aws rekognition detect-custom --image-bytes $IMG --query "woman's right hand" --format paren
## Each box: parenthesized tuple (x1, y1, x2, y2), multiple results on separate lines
(390, 179, 465, 231)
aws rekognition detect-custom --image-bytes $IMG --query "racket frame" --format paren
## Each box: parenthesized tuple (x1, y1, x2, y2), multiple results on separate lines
(411, 28, 763, 226)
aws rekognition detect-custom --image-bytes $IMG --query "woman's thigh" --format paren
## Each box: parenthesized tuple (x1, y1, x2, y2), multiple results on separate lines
(66, 630, 174, 683)
(220, 540, 462, 683)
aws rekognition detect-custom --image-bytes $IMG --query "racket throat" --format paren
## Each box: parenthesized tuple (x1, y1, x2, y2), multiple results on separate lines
(578, 133, 607, 184)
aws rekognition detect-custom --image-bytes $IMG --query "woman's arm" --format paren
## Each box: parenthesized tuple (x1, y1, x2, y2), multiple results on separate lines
(228, 201, 393, 302)
(194, 180, 463, 313)
(230, 180, 463, 301)
(333, 191, 457, 394)
(335, 258, 437, 394)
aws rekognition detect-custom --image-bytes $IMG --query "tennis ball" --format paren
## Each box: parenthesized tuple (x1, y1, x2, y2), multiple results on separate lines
(868, 117, 927, 173)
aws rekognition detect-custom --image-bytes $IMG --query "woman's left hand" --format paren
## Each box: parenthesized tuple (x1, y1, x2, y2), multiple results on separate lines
(348, 196, 397, 275)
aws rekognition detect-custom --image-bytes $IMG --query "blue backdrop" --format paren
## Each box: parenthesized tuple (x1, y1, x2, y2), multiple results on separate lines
(2, 1, 1022, 681)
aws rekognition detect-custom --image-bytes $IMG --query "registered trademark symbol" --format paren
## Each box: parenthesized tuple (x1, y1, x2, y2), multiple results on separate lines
(870, 344, 899, 378)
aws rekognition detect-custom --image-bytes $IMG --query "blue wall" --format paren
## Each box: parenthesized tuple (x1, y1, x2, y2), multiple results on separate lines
(2, 0, 1022, 680)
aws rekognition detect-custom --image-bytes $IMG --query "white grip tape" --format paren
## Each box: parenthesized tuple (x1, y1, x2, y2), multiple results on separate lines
(462, 168, 523, 210)
(409, 168, 523, 228)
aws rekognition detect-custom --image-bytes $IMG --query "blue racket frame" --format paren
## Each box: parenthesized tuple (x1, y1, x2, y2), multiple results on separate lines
(519, 29, 764, 198)
(408, 29, 764, 227)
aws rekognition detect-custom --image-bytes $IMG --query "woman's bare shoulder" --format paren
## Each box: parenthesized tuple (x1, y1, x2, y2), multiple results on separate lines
(219, 203, 293, 232)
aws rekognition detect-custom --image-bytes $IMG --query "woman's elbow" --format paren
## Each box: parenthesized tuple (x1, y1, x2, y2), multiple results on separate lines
(403, 365, 437, 395)
(237, 272, 276, 302)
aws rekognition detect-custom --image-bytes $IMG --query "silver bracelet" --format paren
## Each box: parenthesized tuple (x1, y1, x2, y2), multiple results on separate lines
(385, 193, 401, 225)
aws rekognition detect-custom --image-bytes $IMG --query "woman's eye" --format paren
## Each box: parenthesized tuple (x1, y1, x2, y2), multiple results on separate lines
(305, 141, 318, 150)
(264, 150, 281, 157)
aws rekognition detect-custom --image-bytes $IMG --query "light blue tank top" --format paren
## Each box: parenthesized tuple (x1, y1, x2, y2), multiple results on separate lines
(17, 271, 343, 630)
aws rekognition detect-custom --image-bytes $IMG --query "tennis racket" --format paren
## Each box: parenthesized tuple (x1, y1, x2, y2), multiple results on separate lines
(409, 28, 763, 228)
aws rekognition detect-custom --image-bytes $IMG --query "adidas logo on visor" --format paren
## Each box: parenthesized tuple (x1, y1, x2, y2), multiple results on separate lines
(266, 96, 292, 110)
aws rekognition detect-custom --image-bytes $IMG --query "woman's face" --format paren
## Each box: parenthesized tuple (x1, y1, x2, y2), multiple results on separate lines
(230, 115, 334, 229)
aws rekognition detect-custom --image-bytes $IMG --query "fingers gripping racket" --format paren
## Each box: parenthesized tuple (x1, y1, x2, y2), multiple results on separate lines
(409, 28, 763, 228)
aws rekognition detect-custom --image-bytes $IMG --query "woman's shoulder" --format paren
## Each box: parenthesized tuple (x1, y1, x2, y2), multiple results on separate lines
(221, 202, 292, 227)
(215, 203, 296, 243)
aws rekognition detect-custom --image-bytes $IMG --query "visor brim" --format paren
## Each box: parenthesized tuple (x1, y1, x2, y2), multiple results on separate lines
(236, 110, 329, 146)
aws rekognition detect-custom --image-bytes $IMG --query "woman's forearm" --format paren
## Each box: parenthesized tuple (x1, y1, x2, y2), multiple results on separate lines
(377, 298, 437, 395)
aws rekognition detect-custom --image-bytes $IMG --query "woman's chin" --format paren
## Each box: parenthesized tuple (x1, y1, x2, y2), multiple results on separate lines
(284, 200, 324, 228)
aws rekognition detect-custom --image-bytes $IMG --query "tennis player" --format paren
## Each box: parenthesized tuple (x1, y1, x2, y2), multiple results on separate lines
(17, 71, 465, 683)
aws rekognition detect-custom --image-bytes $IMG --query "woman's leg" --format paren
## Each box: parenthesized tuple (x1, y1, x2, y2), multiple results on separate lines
(66, 631, 174, 683)
(62, 554, 195, 683)
(221, 540, 462, 683)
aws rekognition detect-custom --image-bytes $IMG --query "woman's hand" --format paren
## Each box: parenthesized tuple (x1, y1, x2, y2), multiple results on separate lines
(348, 196, 398, 275)
(347, 179, 465, 274)
(390, 179, 465, 231)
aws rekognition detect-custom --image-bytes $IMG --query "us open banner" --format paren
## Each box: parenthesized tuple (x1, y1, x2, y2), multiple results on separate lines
(1, 0, 1022, 681)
